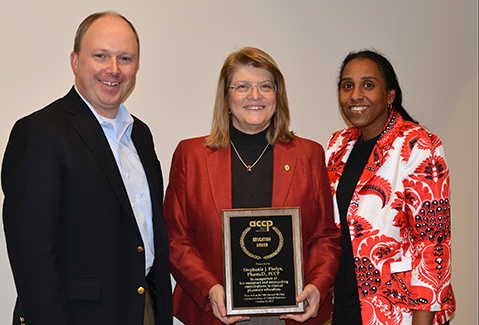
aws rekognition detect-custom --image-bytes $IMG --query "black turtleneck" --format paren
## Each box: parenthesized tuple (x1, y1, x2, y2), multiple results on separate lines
(230, 125, 273, 209)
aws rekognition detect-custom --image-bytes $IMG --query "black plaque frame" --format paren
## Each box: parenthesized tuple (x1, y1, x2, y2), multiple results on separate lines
(222, 207, 304, 316)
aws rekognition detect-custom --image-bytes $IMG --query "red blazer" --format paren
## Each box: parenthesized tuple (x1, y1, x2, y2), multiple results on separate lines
(164, 135, 341, 325)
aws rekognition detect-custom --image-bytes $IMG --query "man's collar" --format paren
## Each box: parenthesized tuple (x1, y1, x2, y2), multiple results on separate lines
(73, 85, 133, 140)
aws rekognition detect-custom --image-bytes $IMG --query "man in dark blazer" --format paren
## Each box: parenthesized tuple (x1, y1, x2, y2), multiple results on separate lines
(1, 12, 172, 325)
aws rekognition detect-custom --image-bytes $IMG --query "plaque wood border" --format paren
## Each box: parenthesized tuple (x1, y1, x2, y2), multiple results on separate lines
(222, 207, 304, 316)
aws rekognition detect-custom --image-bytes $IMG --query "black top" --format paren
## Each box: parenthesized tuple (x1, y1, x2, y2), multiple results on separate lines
(230, 125, 273, 209)
(332, 135, 379, 325)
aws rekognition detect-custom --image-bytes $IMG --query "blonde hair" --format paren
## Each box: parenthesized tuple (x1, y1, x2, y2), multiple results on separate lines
(206, 47, 294, 148)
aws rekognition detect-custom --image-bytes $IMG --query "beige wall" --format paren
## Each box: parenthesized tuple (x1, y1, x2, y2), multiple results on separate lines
(0, 1, 477, 324)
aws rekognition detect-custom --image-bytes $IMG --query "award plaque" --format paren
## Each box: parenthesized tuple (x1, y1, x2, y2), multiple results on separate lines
(222, 207, 304, 315)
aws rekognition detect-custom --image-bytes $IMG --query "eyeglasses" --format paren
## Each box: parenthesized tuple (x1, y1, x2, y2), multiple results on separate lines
(229, 82, 277, 95)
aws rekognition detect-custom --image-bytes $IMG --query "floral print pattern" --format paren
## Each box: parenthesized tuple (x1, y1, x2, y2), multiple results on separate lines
(326, 111, 455, 325)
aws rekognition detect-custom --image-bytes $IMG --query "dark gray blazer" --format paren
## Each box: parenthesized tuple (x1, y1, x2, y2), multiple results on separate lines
(2, 87, 172, 325)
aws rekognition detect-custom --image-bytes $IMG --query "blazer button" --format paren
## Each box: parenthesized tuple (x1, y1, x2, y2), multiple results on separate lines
(138, 286, 145, 294)
(137, 246, 144, 252)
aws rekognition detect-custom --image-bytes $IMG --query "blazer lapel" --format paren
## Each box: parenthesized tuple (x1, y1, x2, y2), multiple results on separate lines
(272, 141, 296, 207)
(131, 121, 163, 219)
(64, 89, 137, 228)
(206, 146, 232, 217)
(357, 111, 400, 187)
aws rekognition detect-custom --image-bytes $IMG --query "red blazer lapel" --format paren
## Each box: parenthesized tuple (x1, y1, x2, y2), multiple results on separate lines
(272, 141, 297, 207)
(357, 111, 400, 187)
(206, 146, 232, 216)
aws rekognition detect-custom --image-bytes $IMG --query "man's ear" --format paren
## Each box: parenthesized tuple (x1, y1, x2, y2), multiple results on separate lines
(70, 51, 79, 75)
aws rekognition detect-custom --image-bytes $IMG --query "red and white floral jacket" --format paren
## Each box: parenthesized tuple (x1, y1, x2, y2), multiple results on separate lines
(326, 111, 455, 325)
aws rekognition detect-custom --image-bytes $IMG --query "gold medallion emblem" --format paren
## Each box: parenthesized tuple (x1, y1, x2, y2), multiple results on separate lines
(239, 226, 284, 260)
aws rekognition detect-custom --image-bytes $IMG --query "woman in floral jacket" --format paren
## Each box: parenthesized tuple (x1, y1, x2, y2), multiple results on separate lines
(325, 50, 455, 325)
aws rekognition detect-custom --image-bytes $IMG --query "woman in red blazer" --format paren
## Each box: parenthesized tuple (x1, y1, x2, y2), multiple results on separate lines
(164, 47, 341, 325)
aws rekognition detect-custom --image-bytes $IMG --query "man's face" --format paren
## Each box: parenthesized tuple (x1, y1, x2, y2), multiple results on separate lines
(70, 15, 139, 118)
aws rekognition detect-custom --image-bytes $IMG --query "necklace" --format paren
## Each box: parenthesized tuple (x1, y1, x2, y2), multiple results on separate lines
(230, 140, 270, 172)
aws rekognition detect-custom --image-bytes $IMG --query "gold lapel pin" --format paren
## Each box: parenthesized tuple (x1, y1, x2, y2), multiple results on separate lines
(284, 164, 291, 171)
